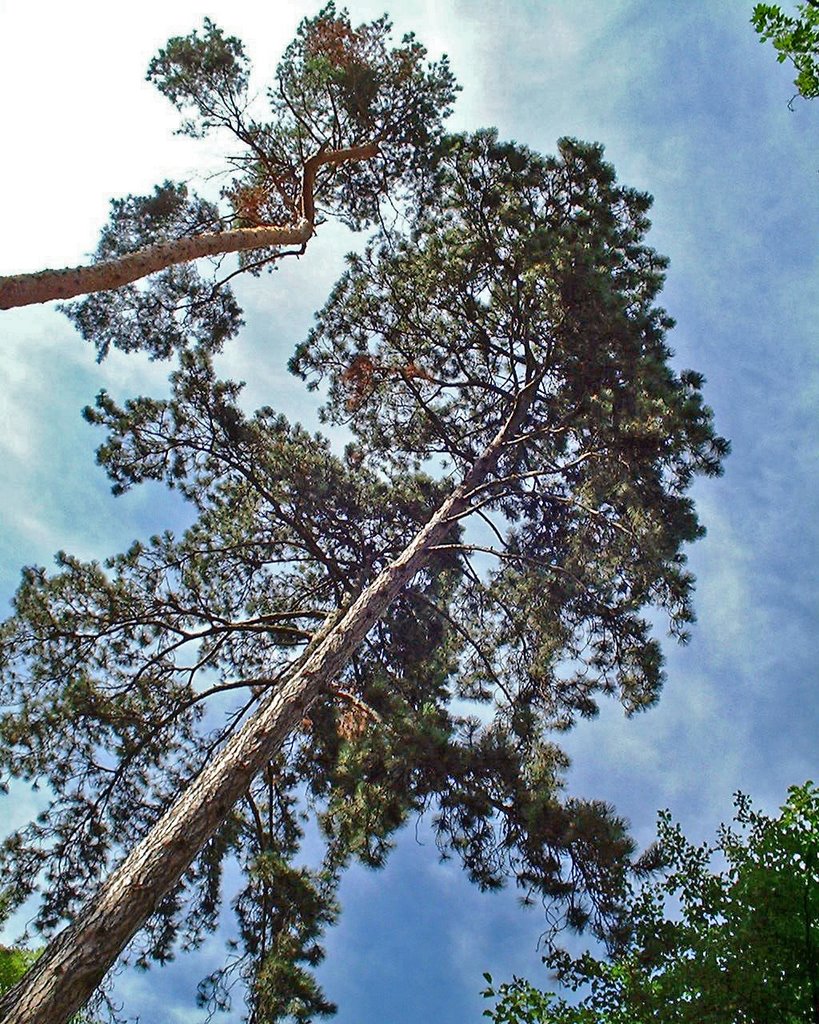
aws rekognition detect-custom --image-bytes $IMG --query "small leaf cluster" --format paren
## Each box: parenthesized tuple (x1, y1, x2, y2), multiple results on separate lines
(0, 946, 38, 997)
(147, 17, 251, 138)
(61, 182, 243, 360)
(481, 976, 578, 1024)
(753, 2, 819, 100)
(0, 939, 100, 1022)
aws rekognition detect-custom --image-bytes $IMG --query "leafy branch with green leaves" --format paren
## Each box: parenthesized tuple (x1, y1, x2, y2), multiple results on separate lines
(753, 2, 819, 102)
(483, 781, 819, 1024)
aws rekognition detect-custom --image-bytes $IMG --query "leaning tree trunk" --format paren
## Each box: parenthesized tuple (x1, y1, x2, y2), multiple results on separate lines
(0, 382, 538, 1024)
(0, 144, 377, 310)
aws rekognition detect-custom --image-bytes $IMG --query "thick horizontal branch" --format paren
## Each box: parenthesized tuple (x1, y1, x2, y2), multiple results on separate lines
(0, 143, 378, 310)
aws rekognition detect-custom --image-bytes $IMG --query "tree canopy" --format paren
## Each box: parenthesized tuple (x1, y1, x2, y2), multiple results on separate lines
(0, 9, 728, 1024)
(482, 781, 819, 1024)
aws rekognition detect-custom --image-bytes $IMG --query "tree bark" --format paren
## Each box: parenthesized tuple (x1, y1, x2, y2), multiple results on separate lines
(0, 144, 378, 310)
(0, 381, 538, 1024)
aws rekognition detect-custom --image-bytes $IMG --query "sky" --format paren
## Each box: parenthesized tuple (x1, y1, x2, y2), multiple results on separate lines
(0, 1, 818, 1022)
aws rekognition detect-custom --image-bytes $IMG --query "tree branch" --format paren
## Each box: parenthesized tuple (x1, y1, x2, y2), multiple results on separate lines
(0, 143, 379, 310)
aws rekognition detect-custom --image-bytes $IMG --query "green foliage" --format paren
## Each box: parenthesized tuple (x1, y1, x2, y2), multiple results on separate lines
(63, 8, 457, 362)
(295, 131, 727, 720)
(272, 3, 459, 230)
(61, 182, 243, 360)
(482, 782, 819, 1023)
(147, 17, 251, 138)
(482, 976, 586, 1024)
(0, 945, 39, 996)
(753, 2, 819, 100)
(0, 946, 101, 1023)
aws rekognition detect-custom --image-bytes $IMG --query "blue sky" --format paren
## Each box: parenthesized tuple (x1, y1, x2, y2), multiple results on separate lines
(1, 1, 818, 1021)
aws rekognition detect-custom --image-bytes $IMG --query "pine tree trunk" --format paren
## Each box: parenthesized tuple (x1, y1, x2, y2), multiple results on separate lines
(0, 143, 377, 310)
(0, 383, 537, 1024)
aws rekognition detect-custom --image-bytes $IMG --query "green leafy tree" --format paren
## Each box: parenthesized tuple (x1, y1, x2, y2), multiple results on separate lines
(752, 2, 819, 101)
(482, 781, 819, 1024)
(0, 15, 727, 1024)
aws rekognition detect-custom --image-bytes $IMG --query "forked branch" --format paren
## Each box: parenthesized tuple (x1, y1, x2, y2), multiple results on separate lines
(0, 143, 378, 310)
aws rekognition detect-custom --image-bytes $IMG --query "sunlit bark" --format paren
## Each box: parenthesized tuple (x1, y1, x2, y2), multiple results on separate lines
(0, 144, 377, 310)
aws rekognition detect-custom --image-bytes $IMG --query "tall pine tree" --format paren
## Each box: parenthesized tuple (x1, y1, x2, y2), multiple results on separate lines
(0, 14, 727, 1024)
